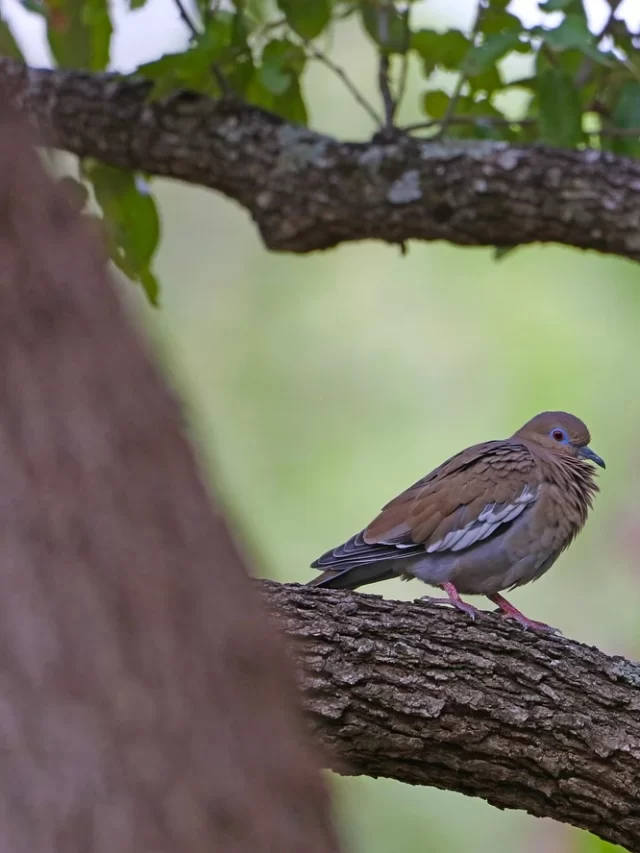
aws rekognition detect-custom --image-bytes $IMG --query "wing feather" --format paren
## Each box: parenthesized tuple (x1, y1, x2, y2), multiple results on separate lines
(312, 440, 541, 570)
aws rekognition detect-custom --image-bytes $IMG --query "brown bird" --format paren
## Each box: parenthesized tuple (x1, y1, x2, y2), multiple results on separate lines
(309, 412, 604, 632)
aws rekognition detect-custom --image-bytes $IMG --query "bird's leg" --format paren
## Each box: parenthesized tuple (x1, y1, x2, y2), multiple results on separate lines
(421, 582, 481, 621)
(487, 593, 560, 635)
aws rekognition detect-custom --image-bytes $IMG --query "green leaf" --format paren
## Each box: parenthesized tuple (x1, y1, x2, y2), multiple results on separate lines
(434, 30, 471, 70)
(258, 38, 305, 96)
(0, 19, 24, 59)
(545, 16, 592, 51)
(412, 28, 471, 74)
(138, 18, 234, 99)
(468, 64, 502, 95)
(128, 0, 148, 9)
(494, 245, 518, 260)
(541, 12, 611, 64)
(138, 13, 235, 98)
(480, 9, 523, 36)
(465, 31, 522, 76)
(360, 3, 408, 54)
(139, 50, 214, 98)
(410, 28, 438, 75)
(539, 0, 585, 11)
(262, 38, 306, 75)
(276, 0, 332, 40)
(422, 90, 450, 119)
(260, 60, 291, 95)
(109, 247, 160, 305)
(231, 3, 251, 50)
(543, 14, 591, 50)
(273, 76, 308, 125)
(537, 67, 583, 147)
(554, 47, 591, 77)
(249, 39, 308, 124)
(82, 161, 161, 304)
(245, 73, 276, 112)
(201, 13, 234, 55)
(47, 0, 112, 70)
(610, 81, 640, 159)
(226, 54, 255, 96)
(138, 268, 160, 306)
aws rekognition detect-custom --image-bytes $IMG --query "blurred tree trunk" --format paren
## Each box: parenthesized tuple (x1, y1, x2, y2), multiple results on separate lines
(0, 108, 340, 853)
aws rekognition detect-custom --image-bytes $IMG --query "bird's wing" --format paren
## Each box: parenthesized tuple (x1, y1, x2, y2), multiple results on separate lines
(312, 440, 541, 569)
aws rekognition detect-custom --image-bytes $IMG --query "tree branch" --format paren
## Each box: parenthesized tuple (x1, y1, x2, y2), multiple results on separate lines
(263, 580, 640, 853)
(2, 58, 640, 261)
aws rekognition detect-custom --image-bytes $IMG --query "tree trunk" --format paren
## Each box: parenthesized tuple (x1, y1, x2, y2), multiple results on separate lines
(0, 106, 340, 853)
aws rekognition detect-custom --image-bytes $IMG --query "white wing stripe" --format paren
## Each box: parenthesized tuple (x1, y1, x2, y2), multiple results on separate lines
(426, 484, 539, 554)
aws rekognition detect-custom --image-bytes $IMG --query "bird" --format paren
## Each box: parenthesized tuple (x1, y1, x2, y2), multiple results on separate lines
(308, 411, 604, 632)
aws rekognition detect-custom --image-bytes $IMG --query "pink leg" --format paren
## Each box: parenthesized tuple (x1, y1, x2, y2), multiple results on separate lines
(422, 582, 481, 621)
(488, 593, 560, 635)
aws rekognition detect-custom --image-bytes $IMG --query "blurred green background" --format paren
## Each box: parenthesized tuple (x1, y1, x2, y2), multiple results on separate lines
(10, 0, 637, 848)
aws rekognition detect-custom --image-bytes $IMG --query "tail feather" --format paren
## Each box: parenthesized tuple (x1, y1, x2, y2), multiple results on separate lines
(306, 563, 396, 590)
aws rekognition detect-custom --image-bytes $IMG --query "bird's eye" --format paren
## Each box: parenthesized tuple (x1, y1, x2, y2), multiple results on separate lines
(551, 428, 566, 442)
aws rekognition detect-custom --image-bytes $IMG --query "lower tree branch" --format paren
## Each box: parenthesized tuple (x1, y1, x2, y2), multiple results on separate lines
(1, 59, 640, 261)
(263, 580, 640, 852)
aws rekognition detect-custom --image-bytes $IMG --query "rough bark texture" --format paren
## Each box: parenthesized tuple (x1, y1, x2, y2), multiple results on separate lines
(1, 58, 640, 261)
(263, 581, 640, 852)
(0, 108, 340, 853)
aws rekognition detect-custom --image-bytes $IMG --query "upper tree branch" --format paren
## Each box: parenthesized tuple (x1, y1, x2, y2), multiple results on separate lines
(3, 58, 640, 260)
(262, 581, 640, 853)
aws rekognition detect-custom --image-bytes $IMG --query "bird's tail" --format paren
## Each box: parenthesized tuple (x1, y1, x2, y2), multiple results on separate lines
(306, 563, 396, 590)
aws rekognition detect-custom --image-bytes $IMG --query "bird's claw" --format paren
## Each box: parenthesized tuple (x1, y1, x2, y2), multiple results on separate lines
(500, 612, 562, 635)
(488, 593, 561, 634)
(419, 595, 480, 621)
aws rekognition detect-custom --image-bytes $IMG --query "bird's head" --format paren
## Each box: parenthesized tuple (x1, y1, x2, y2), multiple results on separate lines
(514, 411, 605, 469)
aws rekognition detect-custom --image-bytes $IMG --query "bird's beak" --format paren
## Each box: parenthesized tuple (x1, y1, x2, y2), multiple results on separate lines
(579, 446, 606, 469)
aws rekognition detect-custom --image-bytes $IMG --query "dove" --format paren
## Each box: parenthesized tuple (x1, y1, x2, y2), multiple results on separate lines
(309, 412, 604, 632)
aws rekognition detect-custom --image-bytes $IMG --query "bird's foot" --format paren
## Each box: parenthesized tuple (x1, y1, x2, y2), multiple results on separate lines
(420, 582, 481, 621)
(487, 593, 561, 635)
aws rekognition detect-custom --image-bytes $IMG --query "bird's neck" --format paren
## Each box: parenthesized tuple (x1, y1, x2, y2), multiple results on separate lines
(542, 454, 599, 526)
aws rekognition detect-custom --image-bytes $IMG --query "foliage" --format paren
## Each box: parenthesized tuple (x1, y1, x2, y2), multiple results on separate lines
(5, 0, 640, 303)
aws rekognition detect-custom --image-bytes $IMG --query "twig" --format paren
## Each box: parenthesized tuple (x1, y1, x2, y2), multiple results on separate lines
(378, 54, 395, 130)
(172, 0, 232, 97)
(257, 16, 288, 43)
(303, 42, 382, 126)
(377, 3, 396, 131)
(574, 0, 622, 87)
(435, 0, 487, 139)
(173, 0, 199, 39)
(396, 6, 411, 120)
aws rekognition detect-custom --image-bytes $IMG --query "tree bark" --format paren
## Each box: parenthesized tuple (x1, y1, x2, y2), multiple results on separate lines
(1, 58, 639, 262)
(263, 580, 640, 853)
(0, 107, 340, 853)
